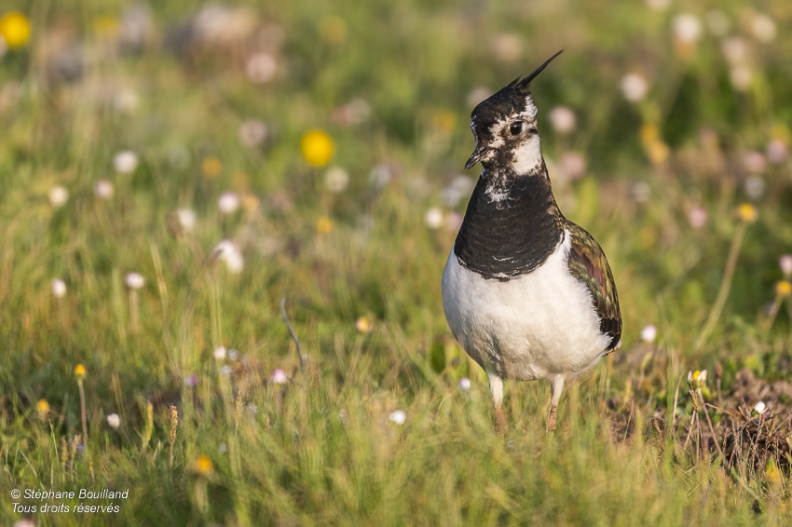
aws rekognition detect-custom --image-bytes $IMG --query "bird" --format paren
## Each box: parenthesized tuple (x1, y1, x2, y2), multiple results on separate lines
(441, 50, 622, 432)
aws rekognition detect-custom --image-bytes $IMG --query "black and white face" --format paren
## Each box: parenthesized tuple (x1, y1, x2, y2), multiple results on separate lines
(467, 92, 543, 176)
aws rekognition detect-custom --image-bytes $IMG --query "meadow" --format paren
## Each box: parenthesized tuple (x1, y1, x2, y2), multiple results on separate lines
(2, 0, 792, 525)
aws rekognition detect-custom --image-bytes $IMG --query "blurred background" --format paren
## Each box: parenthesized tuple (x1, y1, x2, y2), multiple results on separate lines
(0, 0, 792, 350)
(3, 0, 789, 366)
(6, 0, 792, 434)
(2, 1, 792, 524)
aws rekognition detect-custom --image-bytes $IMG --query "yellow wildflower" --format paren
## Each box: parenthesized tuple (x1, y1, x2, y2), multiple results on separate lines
(0, 12, 31, 49)
(316, 216, 334, 234)
(355, 316, 371, 334)
(640, 123, 660, 145)
(645, 141, 670, 164)
(36, 399, 50, 420)
(640, 123, 670, 164)
(74, 364, 86, 380)
(194, 454, 214, 476)
(765, 459, 782, 489)
(736, 203, 758, 223)
(687, 369, 707, 389)
(776, 280, 792, 298)
(202, 157, 223, 179)
(242, 194, 260, 213)
(301, 130, 335, 167)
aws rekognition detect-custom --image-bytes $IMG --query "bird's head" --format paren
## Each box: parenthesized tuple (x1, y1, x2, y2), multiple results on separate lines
(466, 50, 563, 175)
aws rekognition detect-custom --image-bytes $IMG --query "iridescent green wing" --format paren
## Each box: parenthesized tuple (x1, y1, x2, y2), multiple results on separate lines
(566, 221, 622, 352)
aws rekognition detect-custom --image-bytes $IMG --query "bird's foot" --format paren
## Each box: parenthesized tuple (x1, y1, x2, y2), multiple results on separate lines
(548, 405, 558, 432)
(494, 406, 508, 435)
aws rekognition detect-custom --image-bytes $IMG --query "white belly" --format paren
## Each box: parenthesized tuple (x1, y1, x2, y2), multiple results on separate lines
(441, 232, 610, 381)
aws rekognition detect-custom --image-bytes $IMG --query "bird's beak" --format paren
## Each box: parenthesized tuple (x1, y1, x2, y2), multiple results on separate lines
(465, 143, 491, 170)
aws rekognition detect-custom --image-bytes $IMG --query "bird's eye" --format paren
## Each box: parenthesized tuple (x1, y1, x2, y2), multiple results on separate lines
(509, 121, 523, 135)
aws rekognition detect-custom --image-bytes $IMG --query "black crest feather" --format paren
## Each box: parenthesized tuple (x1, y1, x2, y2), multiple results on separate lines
(508, 49, 564, 93)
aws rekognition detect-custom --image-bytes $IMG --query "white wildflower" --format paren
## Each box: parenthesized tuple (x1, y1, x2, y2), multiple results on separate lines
(750, 13, 777, 43)
(176, 208, 197, 231)
(212, 240, 244, 273)
(766, 139, 788, 164)
(687, 205, 708, 229)
(218, 192, 240, 214)
(742, 151, 767, 174)
(548, 106, 577, 135)
(324, 167, 350, 193)
(270, 368, 288, 384)
(106, 413, 121, 429)
(729, 66, 752, 92)
(558, 152, 587, 180)
(640, 324, 657, 343)
(246, 53, 277, 84)
(238, 119, 268, 147)
(388, 410, 406, 425)
(744, 176, 765, 199)
(673, 13, 703, 44)
(94, 179, 114, 199)
(779, 255, 792, 278)
(48, 186, 69, 207)
(620, 73, 649, 102)
(424, 207, 444, 229)
(721, 37, 749, 65)
(51, 278, 67, 298)
(124, 272, 145, 289)
(113, 150, 139, 174)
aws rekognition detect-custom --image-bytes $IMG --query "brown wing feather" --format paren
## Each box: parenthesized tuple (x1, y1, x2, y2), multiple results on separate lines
(566, 221, 622, 352)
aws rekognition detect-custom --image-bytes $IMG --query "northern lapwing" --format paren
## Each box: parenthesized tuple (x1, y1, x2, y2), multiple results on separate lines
(442, 51, 622, 432)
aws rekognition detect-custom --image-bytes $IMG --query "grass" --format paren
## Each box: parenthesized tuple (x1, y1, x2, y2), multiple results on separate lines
(2, 0, 792, 525)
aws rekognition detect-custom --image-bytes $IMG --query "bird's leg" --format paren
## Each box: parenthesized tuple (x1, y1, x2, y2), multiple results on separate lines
(488, 373, 507, 434)
(548, 376, 565, 432)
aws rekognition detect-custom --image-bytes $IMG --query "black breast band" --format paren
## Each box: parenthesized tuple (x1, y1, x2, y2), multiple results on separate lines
(453, 171, 563, 281)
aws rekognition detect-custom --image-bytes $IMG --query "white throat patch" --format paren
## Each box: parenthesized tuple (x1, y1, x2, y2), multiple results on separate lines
(511, 135, 542, 175)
